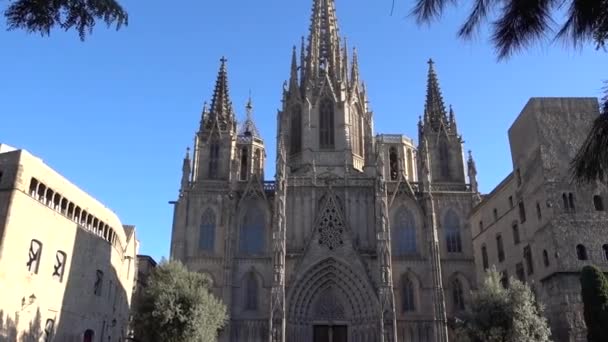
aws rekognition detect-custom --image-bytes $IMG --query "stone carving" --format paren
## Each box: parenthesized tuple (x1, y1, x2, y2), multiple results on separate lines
(317, 196, 345, 250)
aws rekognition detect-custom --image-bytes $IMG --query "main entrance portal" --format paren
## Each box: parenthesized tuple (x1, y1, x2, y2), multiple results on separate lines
(313, 325, 347, 342)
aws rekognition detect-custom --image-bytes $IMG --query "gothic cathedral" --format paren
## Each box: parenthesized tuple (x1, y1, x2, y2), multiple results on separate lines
(170, 0, 480, 341)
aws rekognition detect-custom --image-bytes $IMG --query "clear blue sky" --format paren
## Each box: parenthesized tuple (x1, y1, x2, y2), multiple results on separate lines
(1, 0, 604, 262)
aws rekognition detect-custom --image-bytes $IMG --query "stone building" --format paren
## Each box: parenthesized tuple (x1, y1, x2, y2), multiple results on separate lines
(469, 98, 608, 342)
(0, 144, 139, 342)
(169, 0, 480, 341)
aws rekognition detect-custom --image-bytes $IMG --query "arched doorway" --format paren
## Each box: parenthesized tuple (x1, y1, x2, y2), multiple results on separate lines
(83, 329, 94, 342)
(287, 258, 379, 342)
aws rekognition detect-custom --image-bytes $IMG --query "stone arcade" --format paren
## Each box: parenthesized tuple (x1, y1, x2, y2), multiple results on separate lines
(169, 0, 479, 341)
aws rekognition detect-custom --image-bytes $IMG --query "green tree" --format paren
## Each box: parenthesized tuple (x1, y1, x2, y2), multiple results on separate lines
(454, 268, 552, 342)
(409, 0, 608, 183)
(580, 265, 608, 342)
(132, 259, 227, 342)
(4, 0, 128, 40)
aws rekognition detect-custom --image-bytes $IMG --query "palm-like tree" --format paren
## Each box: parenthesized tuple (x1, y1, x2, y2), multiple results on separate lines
(411, 0, 608, 183)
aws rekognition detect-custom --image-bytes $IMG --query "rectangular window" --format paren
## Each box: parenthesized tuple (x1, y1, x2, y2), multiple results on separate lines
(508, 196, 514, 208)
(536, 201, 542, 219)
(518, 201, 526, 223)
(479, 221, 483, 231)
(524, 245, 534, 275)
(516, 262, 525, 282)
(52, 251, 67, 282)
(493, 208, 498, 221)
(496, 235, 505, 262)
(27, 239, 43, 274)
(512, 223, 520, 245)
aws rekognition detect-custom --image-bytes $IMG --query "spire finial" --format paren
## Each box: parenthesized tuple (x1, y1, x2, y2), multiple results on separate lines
(246, 91, 253, 120)
(186, 147, 191, 159)
(306, 0, 341, 81)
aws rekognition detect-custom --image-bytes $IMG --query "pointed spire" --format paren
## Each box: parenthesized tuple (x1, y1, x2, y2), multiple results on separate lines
(424, 58, 448, 131)
(300, 36, 306, 84)
(289, 46, 299, 94)
(351, 47, 360, 88)
(342, 37, 349, 82)
(467, 150, 478, 193)
(449, 104, 459, 132)
(239, 94, 261, 139)
(306, 0, 341, 80)
(199, 101, 208, 131)
(180, 147, 191, 195)
(208, 57, 235, 126)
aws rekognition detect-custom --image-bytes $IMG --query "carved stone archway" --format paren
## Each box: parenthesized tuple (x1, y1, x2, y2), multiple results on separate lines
(287, 258, 380, 342)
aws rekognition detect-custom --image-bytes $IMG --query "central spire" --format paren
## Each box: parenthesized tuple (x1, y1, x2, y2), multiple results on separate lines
(208, 57, 235, 127)
(305, 0, 342, 82)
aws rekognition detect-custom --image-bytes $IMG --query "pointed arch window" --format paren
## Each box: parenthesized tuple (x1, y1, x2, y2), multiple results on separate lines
(240, 147, 248, 181)
(543, 249, 550, 267)
(444, 210, 462, 253)
(452, 278, 465, 311)
(209, 137, 220, 179)
(392, 207, 416, 255)
(199, 209, 216, 252)
(389, 147, 399, 181)
(240, 206, 265, 254)
(319, 99, 335, 149)
(290, 105, 302, 154)
(481, 244, 489, 270)
(439, 139, 450, 179)
(244, 272, 258, 311)
(402, 276, 416, 312)
(352, 113, 362, 156)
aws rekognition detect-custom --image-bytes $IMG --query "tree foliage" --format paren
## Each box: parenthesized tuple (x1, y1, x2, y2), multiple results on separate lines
(132, 259, 227, 342)
(454, 268, 552, 342)
(4, 0, 128, 40)
(580, 265, 608, 342)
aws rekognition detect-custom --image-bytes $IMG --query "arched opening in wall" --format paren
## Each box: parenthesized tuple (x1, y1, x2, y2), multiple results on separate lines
(254, 149, 261, 176)
(199, 208, 216, 252)
(208, 137, 220, 179)
(451, 278, 465, 311)
(439, 138, 450, 179)
(389, 147, 398, 181)
(568, 193, 575, 211)
(543, 249, 550, 267)
(481, 244, 489, 270)
(290, 105, 302, 154)
(406, 149, 414, 180)
(401, 275, 416, 312)
(67, 202, 74, 219)
(60, 198, 68, 215)
(240, 147, 248, 181)
(81, 211, 88, 227)
(576, 244, 588, 261)
(83, 329, 94, 342)
(594, 195, 604, 211)
(562, 193, 569, 210)
(444, 210, 462, 253)
(244, 272, 258, 311)
(392, 207, 416, 255)
(74, 207, 81, 223)
(603, 244, 608, 261)
(319, 98, 335, 149)
(37, 183, 46, 201)
(239, 206, 265, 255)
(45, 188, 54, 207)
(53, 193, 61, 211)
(29, 178, 39, 197)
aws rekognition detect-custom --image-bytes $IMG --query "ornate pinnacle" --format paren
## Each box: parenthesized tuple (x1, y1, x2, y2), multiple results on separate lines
(209, 56, 235, 125)
(424, 58, 448, 130)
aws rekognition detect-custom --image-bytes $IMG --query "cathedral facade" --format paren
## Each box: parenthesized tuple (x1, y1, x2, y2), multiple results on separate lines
(169, 1, 479, 341)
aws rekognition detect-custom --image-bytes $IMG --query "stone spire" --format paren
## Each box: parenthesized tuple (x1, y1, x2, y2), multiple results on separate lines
(467, 150, 478, 192)
(289, 46, 300, 96)
(424, 59, 448, 131)
(350, 47, 360, 89)
(239, 95, 261, 139)
(180, 147, 191, 196)
(207, 57, 235, 130)
(305, 0, 341, 82)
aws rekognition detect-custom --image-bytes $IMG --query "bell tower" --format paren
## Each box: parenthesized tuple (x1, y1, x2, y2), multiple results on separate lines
(192, 57, 238, 183)
(418, 59, 466, 184)
(279, 0, 373, 174)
